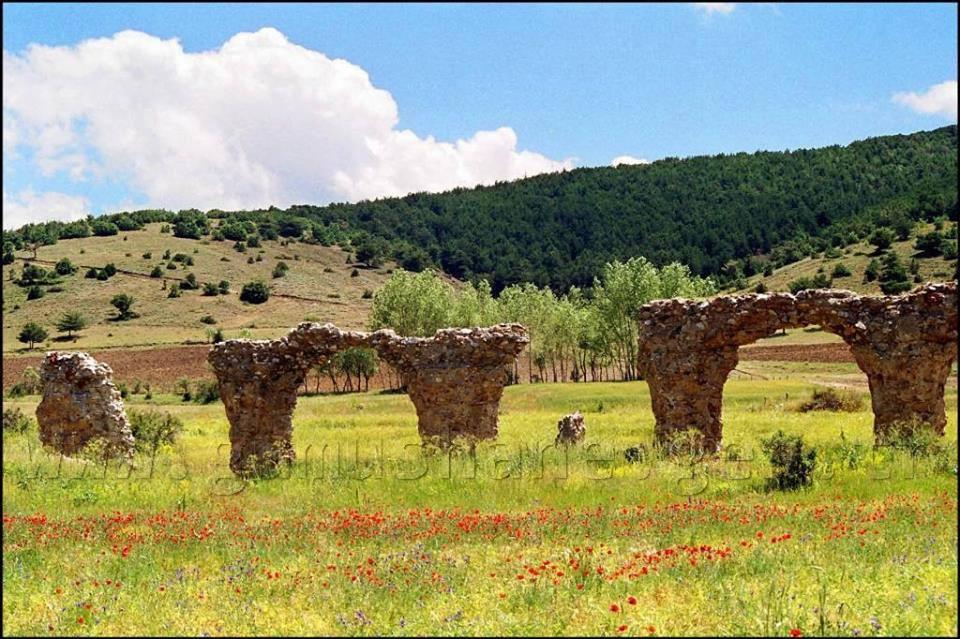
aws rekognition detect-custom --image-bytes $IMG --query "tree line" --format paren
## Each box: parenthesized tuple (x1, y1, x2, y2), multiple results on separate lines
(369, 258, 714, 383)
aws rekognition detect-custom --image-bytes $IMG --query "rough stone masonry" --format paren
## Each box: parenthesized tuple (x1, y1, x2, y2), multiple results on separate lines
(370, 324, 529, 447)
(208, 322, 529, 475)
(636, 282, 958, 452)
(35, 351, 135, 460)
(207, 323, 368, 476)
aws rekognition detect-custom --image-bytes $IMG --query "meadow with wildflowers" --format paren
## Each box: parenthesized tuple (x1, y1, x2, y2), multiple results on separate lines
(3, 367, 957, 636)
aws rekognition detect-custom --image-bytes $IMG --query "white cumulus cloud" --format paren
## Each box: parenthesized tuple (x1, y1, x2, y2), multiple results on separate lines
(2, 28, 572, 215)
(610, 155, 650, 167)
(891, 80, 958, 121)
(3, 189, 90, 230)
(692, 3, 737, 15)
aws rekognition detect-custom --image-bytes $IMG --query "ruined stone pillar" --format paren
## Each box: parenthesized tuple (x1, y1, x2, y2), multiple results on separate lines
(208, 323, 369, 477)
(370, 324, 529, 447)
(209, 341, 303, 476)
(851, 344, 956, 439)
(36, 351, 135, 460)
(823, 282, 958, 441)
(639, 345, 739, 454)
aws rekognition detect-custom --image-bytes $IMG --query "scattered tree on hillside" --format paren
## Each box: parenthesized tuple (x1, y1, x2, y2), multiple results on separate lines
(239, 281, 270, 304)
(56, 312, 88, 340)
(18, 322, 48, 349)
(110, 293, 136, 320)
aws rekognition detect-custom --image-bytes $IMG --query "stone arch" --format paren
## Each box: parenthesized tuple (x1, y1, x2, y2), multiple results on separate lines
(208, 322, 529, 476)
(636, 282, 957, 452)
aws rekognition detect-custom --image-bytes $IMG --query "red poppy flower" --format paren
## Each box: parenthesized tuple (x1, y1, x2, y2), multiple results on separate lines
(610, 604, 620, 613)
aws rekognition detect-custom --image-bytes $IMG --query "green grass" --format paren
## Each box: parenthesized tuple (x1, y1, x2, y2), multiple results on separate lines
(2, 223, 395, 353)
(3, 377, 957, 636)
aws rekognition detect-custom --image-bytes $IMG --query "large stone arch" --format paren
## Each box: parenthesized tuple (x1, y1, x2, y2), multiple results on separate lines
(208, 322, 529, 476)
(636, 282, 957, 452)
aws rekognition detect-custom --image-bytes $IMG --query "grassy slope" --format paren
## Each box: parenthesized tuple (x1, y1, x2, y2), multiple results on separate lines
(2, 223, 396, 353)
(740, 221, 957, 296)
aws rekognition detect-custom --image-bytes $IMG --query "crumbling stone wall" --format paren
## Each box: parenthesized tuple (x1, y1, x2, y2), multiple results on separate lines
(637, 282, 957, 451)
(36, 351, 135, 460)
(208, 323, 367, 476)
(370, 324, 529, 447)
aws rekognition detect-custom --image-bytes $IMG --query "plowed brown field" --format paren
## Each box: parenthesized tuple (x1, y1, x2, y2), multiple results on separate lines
(3, 342, 857, 392)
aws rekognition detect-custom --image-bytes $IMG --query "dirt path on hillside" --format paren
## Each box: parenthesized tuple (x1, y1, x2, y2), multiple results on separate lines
(4, 342, 861, 392)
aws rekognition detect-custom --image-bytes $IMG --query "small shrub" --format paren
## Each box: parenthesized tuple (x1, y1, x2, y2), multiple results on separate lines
(54, 258, 77, 275)
(26, 285, 44, 300)
(3, 407, 34, 434)
(166, 262, 178, 270)
(150, 265, 163, 278)
(217, 280, 230, 295)
(85, 267, 100, 279)
(350, 268, 359, 277)
(202, 282, 219, 296)
(362, 289, 373, 299)
(7, 367, 42, 397)
(167, 283, 181, 298)
(761, 430, 816, 491)
(192, 380, 220, 404)
(103, 263, 117, 277)
(797, 387, 864, 413)
(142, 251, 152, 259)
(174, 378, 192, 402)
(880, 418, 945, 458)
(128, 409, 184, 453)
(831, 262, 852, 278)
(110, 293, 136, 320)
(200, 315, 217, 325)
(240, 281, 270, 304)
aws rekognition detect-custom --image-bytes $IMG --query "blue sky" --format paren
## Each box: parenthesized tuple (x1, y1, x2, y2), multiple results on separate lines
(3, 2, 957, 228)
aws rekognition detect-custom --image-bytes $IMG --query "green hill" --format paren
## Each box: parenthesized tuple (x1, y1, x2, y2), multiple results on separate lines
(4, 127, 957, 296)
(2, 223, 396, 353)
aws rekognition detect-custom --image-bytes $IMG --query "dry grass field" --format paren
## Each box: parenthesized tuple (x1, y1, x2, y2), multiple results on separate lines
(2, 223, 396, 353)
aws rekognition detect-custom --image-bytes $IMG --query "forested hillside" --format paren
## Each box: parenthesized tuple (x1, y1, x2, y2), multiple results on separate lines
(5, 126, 956, 293)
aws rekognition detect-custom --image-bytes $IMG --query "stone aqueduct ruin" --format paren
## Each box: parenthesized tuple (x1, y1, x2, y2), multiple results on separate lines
(34, 282, 956, 475)
(205, 281, 955, 474)
(207, 324, 529, 475)
(638, 281, 957, 452)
